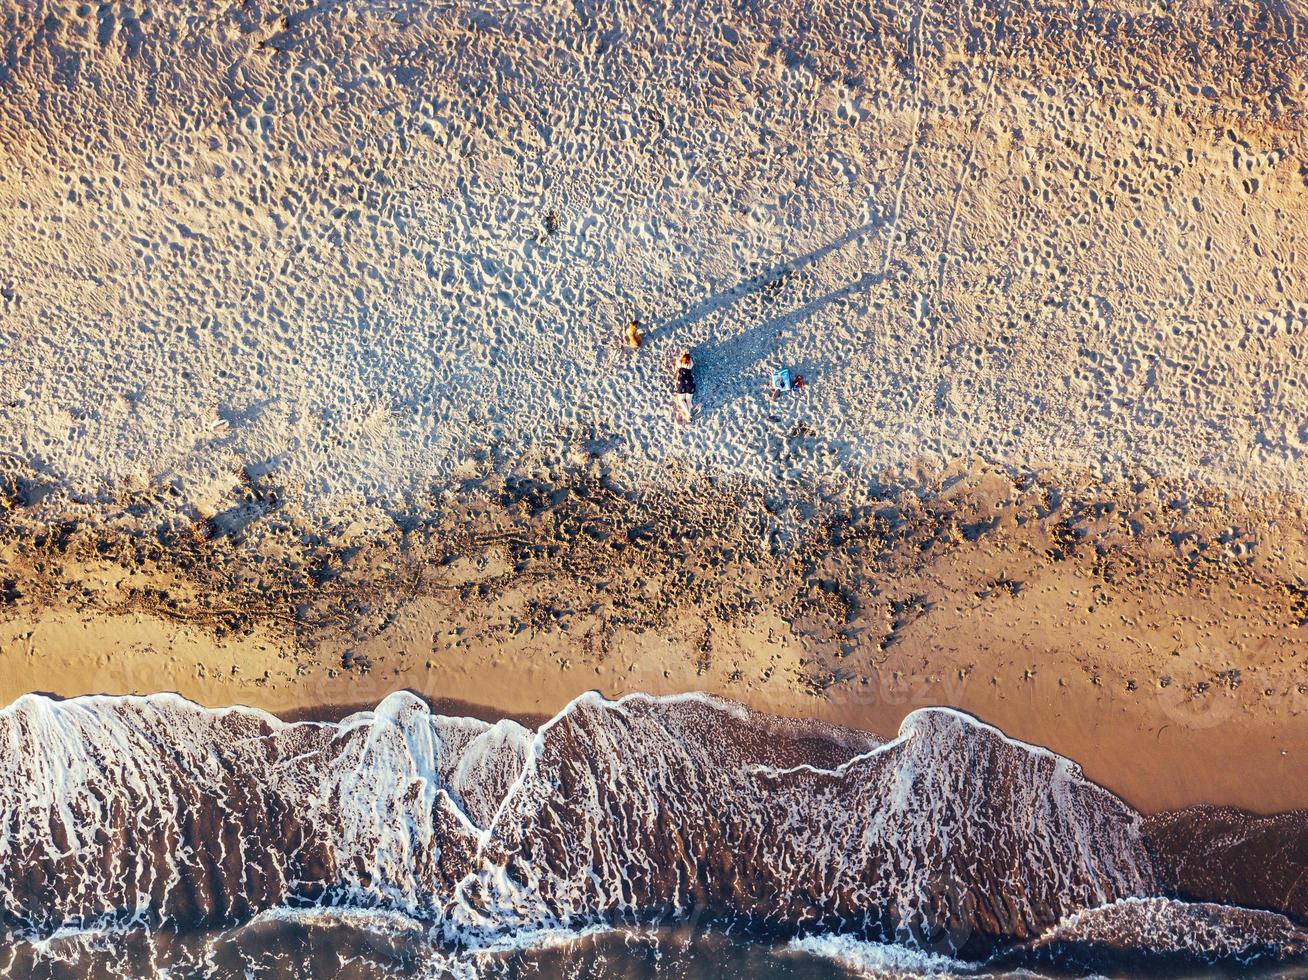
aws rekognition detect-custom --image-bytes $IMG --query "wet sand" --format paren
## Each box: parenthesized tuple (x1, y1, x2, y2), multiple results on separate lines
(3, 454, 1305, 814)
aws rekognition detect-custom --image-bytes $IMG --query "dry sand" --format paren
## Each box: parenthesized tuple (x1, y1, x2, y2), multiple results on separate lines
(0, 0, 1306, 510)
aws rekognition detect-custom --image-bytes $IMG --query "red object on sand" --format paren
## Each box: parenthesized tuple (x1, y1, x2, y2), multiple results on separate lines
(794, 375, 806, 389)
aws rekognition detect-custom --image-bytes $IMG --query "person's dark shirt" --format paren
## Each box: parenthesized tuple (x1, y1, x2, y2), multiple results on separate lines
(674, 366, 695, 395)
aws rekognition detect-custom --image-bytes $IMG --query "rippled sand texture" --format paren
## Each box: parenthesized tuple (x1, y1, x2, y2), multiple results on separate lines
(0, 0, 1305, 518)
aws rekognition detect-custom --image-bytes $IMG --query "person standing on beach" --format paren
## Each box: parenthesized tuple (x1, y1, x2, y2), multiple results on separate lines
(673, 351, 695, 423)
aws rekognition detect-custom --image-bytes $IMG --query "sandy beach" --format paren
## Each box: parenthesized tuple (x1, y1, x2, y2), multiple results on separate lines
(1, 0, 1306, 972)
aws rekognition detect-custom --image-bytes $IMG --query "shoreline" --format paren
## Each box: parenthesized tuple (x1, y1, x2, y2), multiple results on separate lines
(4, 602, 1304, 816)
(5, 676, 1305, 966)
(2, 458, 1306, 815)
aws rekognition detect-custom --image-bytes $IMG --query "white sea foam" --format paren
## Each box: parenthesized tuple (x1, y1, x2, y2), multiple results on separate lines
(0, 688, 1300, 975)
(1030, 896, 1308, 963)
(788, 933, 974, 977)
(448, 691, 1156, 951)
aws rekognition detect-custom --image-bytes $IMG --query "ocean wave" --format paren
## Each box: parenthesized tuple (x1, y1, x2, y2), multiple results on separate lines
(787, 934, 975, 977)
(1005, 896, 1308, 972)
(0, 690, 1303, 975)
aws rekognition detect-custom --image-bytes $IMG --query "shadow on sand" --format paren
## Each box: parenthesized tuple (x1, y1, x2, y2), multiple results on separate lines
(689, 269, 896, 419)
(651, 217, 897, 420)
(651, 216, 885, 342)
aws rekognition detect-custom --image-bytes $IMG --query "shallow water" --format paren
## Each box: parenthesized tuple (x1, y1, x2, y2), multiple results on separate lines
(2, 692, 1305, 978)
(7, 915, 1308, 980)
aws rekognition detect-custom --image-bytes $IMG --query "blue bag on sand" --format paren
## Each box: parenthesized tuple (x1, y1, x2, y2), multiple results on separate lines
(772, 367, 792, 392)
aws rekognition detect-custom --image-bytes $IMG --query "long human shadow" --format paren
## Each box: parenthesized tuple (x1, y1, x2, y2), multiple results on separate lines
(690, 267, 893, 420)
(653, 216, 884, 340)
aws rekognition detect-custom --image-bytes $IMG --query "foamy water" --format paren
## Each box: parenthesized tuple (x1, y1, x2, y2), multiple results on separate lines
(0, 690, 1304, 977)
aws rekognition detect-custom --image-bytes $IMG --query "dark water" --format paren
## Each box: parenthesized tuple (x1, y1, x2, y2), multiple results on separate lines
(7, 914, 1308, 979)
